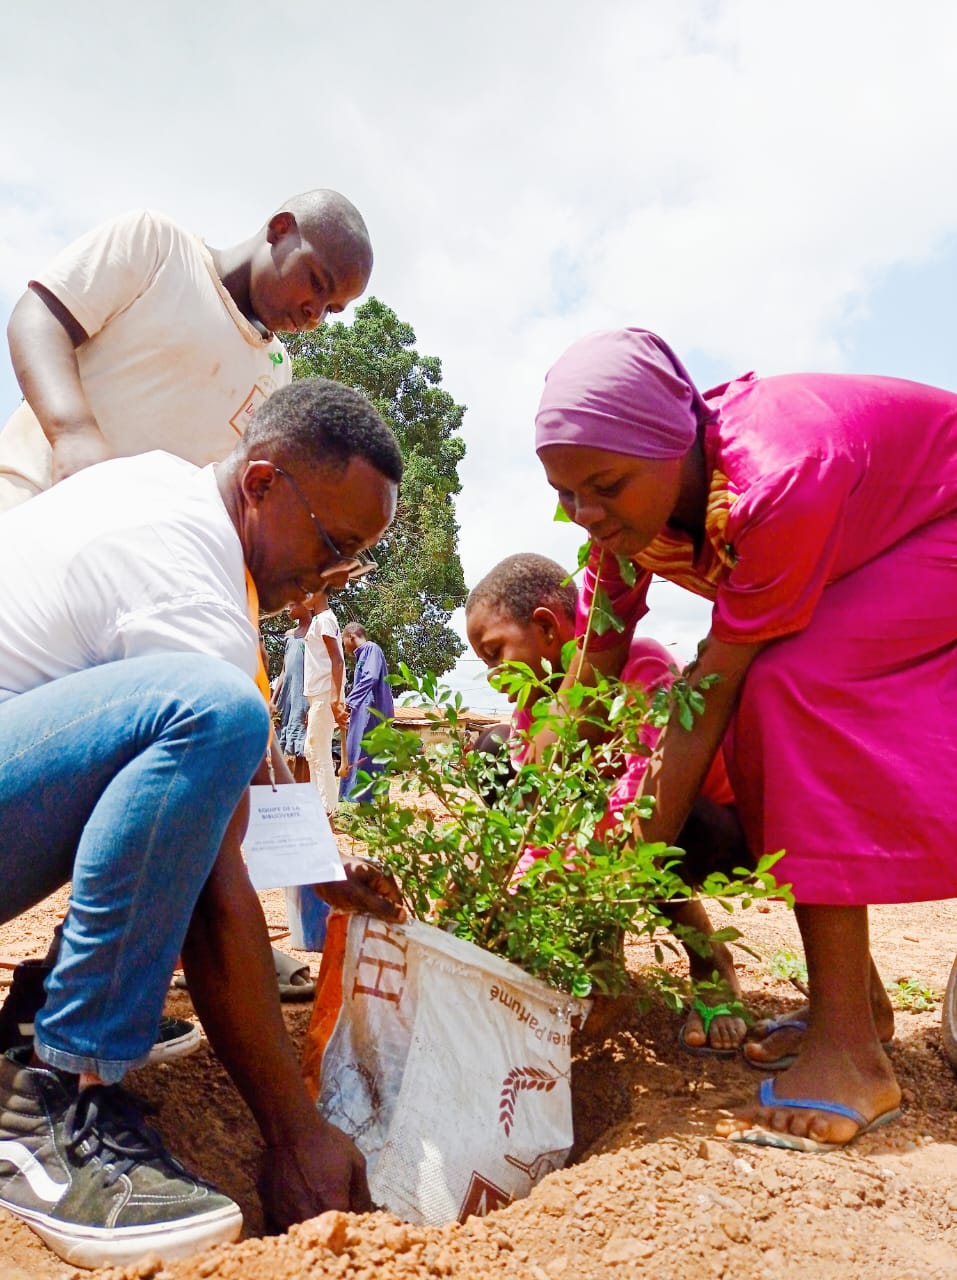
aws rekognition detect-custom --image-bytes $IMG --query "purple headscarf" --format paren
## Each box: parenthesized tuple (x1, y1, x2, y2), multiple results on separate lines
(534, 328, 714, 460)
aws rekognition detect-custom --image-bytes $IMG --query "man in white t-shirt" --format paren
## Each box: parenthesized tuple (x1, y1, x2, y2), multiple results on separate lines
(0, 379, 403, 1268)
(303, 586, 347, 814)
(0, 190, 373, 508)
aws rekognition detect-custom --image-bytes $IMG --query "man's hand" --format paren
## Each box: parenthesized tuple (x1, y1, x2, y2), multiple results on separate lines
(316, 856, 406, 922)
(50, 425, 114, 484)
(184, 795, 377, 1236)
(258, 1115, 372, 1232)
(332, 699, 350, 728)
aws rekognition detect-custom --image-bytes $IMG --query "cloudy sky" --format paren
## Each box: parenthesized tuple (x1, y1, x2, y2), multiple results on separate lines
(3, 1, 956, 710)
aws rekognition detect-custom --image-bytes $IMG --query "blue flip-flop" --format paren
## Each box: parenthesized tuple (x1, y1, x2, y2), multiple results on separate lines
(728, 1077, 902, 1152)
(743, 1017, 893, 1072)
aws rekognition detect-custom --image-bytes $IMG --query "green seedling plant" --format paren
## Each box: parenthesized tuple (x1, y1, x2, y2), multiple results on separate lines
(885, 977, 940, 1013)
(345, 548, 787, 1000)
(768, 949, 810, 996)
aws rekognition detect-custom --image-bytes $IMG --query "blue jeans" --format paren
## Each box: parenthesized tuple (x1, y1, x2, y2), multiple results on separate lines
(0, 655, 270, 1082)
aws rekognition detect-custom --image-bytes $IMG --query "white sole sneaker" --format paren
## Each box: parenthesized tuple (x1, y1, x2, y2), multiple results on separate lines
(146, 1018, 202, 1065)
(15, 1198, 242, 1269)
(0, 1050, 240, 1271)
(11, 1016, 202, 1067)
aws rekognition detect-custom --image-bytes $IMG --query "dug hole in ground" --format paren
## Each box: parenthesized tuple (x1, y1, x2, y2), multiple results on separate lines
(3, 852, 957, 1279)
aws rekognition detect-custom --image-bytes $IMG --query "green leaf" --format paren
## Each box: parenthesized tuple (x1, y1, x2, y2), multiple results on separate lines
(615, 555, 637, 587)
(560, 639, 579, 671)
(708, 927, 742, 943)
(590, 586, 625, 637)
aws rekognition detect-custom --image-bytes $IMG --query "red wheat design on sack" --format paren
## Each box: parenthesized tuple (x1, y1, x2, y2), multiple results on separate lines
(499, 1065, 560, 1137)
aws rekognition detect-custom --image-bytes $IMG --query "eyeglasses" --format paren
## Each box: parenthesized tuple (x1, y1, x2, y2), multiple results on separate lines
(273, 465, 377, 578)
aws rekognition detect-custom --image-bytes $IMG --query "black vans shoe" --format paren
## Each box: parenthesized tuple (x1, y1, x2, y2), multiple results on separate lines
(0, 960, 201, 1065)
(0, 1048, 241, 1268)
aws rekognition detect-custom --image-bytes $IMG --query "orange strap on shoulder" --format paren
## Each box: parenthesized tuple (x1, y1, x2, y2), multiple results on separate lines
(243, 567, 274, 707)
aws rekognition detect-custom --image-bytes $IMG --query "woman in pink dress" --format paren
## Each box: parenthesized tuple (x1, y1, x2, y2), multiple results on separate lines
(534, 327, 957, 1151)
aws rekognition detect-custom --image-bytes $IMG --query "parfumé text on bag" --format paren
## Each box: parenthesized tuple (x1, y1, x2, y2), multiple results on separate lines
(303, 913, 590, 1226)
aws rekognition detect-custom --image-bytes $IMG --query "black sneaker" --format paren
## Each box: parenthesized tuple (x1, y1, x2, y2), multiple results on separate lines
(0, 1047, 241, 1267)
(0, 960, 49, 1052)
(145, 1017, 202, 1065)
(0, 961, 201, 1065)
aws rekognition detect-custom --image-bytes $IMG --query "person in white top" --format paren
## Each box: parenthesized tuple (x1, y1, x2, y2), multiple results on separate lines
(0, 379, 404, 1267)
(0, 190, 373, 508)
(302, 586, 347, 814)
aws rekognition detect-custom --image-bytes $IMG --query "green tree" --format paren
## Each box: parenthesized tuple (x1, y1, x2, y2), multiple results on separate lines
(281, 298, 467, 683)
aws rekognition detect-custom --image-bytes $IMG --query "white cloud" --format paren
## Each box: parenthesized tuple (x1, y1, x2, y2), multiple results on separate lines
(3, 0, 957, 692)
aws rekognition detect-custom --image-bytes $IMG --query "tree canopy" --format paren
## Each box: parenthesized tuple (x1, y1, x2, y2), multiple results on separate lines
(276, 298, 468, 682)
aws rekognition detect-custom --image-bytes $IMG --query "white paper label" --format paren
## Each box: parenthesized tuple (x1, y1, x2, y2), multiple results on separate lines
(243, 783, 346, 890)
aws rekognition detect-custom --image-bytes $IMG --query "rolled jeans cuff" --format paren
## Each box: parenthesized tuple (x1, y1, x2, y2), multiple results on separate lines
(34, 1039, 148, 1085)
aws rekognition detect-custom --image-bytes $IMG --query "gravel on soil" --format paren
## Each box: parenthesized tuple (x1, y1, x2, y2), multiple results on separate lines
(2, 878, 957, 1279)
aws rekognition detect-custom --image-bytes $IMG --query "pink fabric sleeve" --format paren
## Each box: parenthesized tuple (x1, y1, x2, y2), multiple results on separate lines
(713, 453, 856, 644)
(576, 543, 652, 650)
(597, 638, 673, 827)
(509, 706, 532, 767)
(620, 636, 677, 693)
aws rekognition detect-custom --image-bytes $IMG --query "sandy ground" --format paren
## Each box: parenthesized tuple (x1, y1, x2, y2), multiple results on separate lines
(2, 878, 957, 1279)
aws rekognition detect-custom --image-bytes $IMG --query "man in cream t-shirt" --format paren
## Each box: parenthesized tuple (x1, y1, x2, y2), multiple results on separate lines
(0, 189, 373, 507)
(0, 191, 375, 1025)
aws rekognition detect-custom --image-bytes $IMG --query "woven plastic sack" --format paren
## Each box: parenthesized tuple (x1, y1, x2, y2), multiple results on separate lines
(302, 912, 590, 1225)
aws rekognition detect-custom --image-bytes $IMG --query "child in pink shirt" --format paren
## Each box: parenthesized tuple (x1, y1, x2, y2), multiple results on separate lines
(466, 552, 749, 1055)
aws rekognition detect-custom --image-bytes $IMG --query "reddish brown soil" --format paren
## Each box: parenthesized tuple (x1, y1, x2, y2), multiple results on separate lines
(3, 883, 957, 1279)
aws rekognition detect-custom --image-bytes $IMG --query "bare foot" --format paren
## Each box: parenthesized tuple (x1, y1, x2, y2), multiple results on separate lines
(717, 1035, 901, 1146)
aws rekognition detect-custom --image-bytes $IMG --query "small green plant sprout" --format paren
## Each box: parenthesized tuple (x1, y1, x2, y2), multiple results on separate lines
(885, 977, 940, 1013)
(689, 974, 748, 1026)
(344, 545, 786, 999)
(768, 950, 809, 995)
(348, 662, 784, 998)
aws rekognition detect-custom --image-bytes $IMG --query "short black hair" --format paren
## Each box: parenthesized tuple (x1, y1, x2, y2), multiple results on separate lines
(278, 189, 373, 275)
(342, 621, 367, 640)
(466, 553, 577, 625)
(244, 378, 403, 484)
